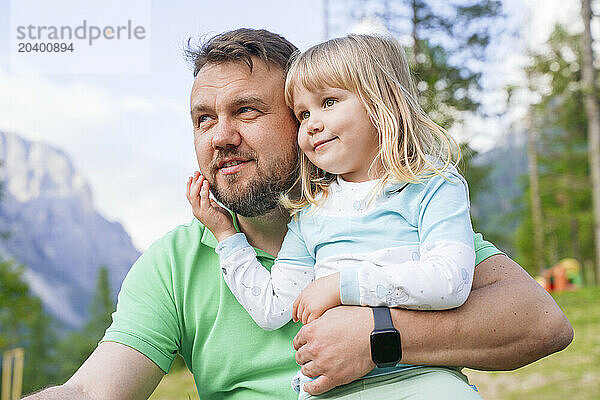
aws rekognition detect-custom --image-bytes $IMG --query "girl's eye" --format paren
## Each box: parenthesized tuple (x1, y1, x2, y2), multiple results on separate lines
(300, 111, 310, 120)
(324, 99, 336, 108)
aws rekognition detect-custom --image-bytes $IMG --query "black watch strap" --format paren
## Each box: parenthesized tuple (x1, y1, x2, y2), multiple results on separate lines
(372, 306, 395, 330)
(370, 306, 402, 368)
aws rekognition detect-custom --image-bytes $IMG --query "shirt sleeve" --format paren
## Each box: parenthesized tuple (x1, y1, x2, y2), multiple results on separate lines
(474, 232, 504, 265)
(340, 171, 475, 310)
(101, 240, 180, 373)
(216, 218, 315, 330)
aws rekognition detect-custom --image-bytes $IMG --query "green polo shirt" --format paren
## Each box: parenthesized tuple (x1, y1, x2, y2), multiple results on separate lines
(102, 218, 501, 399)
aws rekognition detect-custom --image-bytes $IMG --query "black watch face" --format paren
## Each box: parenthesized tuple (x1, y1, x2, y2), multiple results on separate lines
(371, 330, 401, 364)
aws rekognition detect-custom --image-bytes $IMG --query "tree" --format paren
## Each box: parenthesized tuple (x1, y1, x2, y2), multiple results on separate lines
(334, 0, 504, 129)
(526, 107, 546, 276)
(580, 0, 600, 284)
(515, 25, 595, 280)
(458, 142, 491, 233)
(57, 266, 115, 380)
(85, 267, 114, 338)
(0, 259, 58, 394)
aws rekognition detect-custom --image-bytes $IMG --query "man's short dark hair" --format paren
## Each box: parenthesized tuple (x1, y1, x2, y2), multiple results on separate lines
(187, 28, 298, 77)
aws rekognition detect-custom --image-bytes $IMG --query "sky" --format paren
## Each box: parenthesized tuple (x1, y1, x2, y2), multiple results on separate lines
(0, 0, 582, 251)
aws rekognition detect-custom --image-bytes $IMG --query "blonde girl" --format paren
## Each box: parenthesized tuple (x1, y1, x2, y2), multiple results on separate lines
(188, 34, 480, 399)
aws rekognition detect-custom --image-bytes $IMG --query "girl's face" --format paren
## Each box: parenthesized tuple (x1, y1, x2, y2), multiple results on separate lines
(292, 85, 381, 182)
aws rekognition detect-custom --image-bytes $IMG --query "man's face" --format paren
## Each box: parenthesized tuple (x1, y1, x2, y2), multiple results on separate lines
(190, 59, 298, 217)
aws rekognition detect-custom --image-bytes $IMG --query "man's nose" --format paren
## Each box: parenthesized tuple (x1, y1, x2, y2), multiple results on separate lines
(212, 118, 242, 149)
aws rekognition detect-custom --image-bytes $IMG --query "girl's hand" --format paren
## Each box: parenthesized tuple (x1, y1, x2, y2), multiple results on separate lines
(186, 171, 236, 242)
(293, 273, 341, 325)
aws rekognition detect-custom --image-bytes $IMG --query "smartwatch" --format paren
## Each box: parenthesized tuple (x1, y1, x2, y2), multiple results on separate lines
(370, 306, 402, 368)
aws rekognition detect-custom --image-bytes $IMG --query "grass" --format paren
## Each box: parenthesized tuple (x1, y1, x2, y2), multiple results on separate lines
(149, 287, 600, 399)
(465, 287, 600, 399)
(149, 366, 199, 400)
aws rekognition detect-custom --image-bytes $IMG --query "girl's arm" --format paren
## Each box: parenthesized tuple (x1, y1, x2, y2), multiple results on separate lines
(292, 254, 573, 396)
(188, 171, 316, 330)
(340, 171, 475, 310)
(217, 221, 315, 330)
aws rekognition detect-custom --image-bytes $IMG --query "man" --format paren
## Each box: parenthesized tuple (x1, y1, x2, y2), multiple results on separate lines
(25, 28, 572, 400)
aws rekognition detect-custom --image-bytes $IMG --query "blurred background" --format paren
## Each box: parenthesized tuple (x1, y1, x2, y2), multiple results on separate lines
(0, 0, 598, 398)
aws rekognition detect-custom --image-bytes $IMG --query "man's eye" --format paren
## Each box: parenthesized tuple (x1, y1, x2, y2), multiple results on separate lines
(324, 99, 336, 108)
(239, 106, 255, 114)
(197, 115, 211, 125)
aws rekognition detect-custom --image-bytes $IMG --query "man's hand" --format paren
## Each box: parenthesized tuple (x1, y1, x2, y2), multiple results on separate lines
(292, 306, 374, 395)
(291, 254, 574, 396)
(293, 273, 341, 325)
(186, 171, 236, 242)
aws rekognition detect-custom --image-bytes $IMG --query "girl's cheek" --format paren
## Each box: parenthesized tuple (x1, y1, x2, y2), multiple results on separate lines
(297, 131, 309, 150)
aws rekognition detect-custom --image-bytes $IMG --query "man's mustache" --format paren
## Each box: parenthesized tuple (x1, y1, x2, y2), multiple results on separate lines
(209, 149, 257, 172)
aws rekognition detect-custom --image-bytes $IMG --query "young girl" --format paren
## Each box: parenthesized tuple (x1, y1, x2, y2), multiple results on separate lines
(188, 34, 480, 399)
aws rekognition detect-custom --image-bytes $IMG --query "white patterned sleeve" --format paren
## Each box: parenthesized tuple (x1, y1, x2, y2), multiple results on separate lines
(339, 172, 476, 310)
(216, 219, 315, 330)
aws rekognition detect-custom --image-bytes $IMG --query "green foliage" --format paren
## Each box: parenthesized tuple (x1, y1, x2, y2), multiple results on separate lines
(56, 266, 115, 381)
(0, 260, 34, 349)
(0, 259, 58, 394)
(458, 142, 491, 232)
(345, 0, 504, 129)
(408, 0, 502, 127)
(411, 39, 481, 128)
(406, 0, 500, 127)
(86, 267, 114, 338)
(515, 25, 595, 278)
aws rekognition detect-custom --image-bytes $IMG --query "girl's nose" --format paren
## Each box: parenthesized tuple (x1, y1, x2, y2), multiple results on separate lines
(306, 117, 324, 135)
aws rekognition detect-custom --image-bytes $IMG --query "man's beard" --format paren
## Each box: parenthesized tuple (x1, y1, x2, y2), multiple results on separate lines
(208, 149, 298, 217)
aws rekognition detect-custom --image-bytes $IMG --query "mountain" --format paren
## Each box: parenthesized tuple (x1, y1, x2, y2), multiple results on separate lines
(0, 131, 140, 329)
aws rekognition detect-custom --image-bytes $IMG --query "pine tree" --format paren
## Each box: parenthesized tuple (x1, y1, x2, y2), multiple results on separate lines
(333, 0, 504, 128)
(0, 259, 59, 395)
(57, 266, 115, 380)
(85, 266, 114, 339)
(515, 25, 595, 279)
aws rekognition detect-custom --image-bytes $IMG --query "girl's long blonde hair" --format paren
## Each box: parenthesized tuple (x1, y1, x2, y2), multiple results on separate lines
(281, 34, 460, 215)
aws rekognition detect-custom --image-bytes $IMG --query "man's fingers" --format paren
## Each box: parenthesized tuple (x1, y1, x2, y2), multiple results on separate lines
(303, 375, 334, 396)
(300, 361, 317, 378)
(292, 328, 308, 351)
(295, 344, 311, 365)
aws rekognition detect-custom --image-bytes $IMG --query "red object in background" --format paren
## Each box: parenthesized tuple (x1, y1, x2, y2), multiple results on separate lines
(541, 258, 581, 293)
